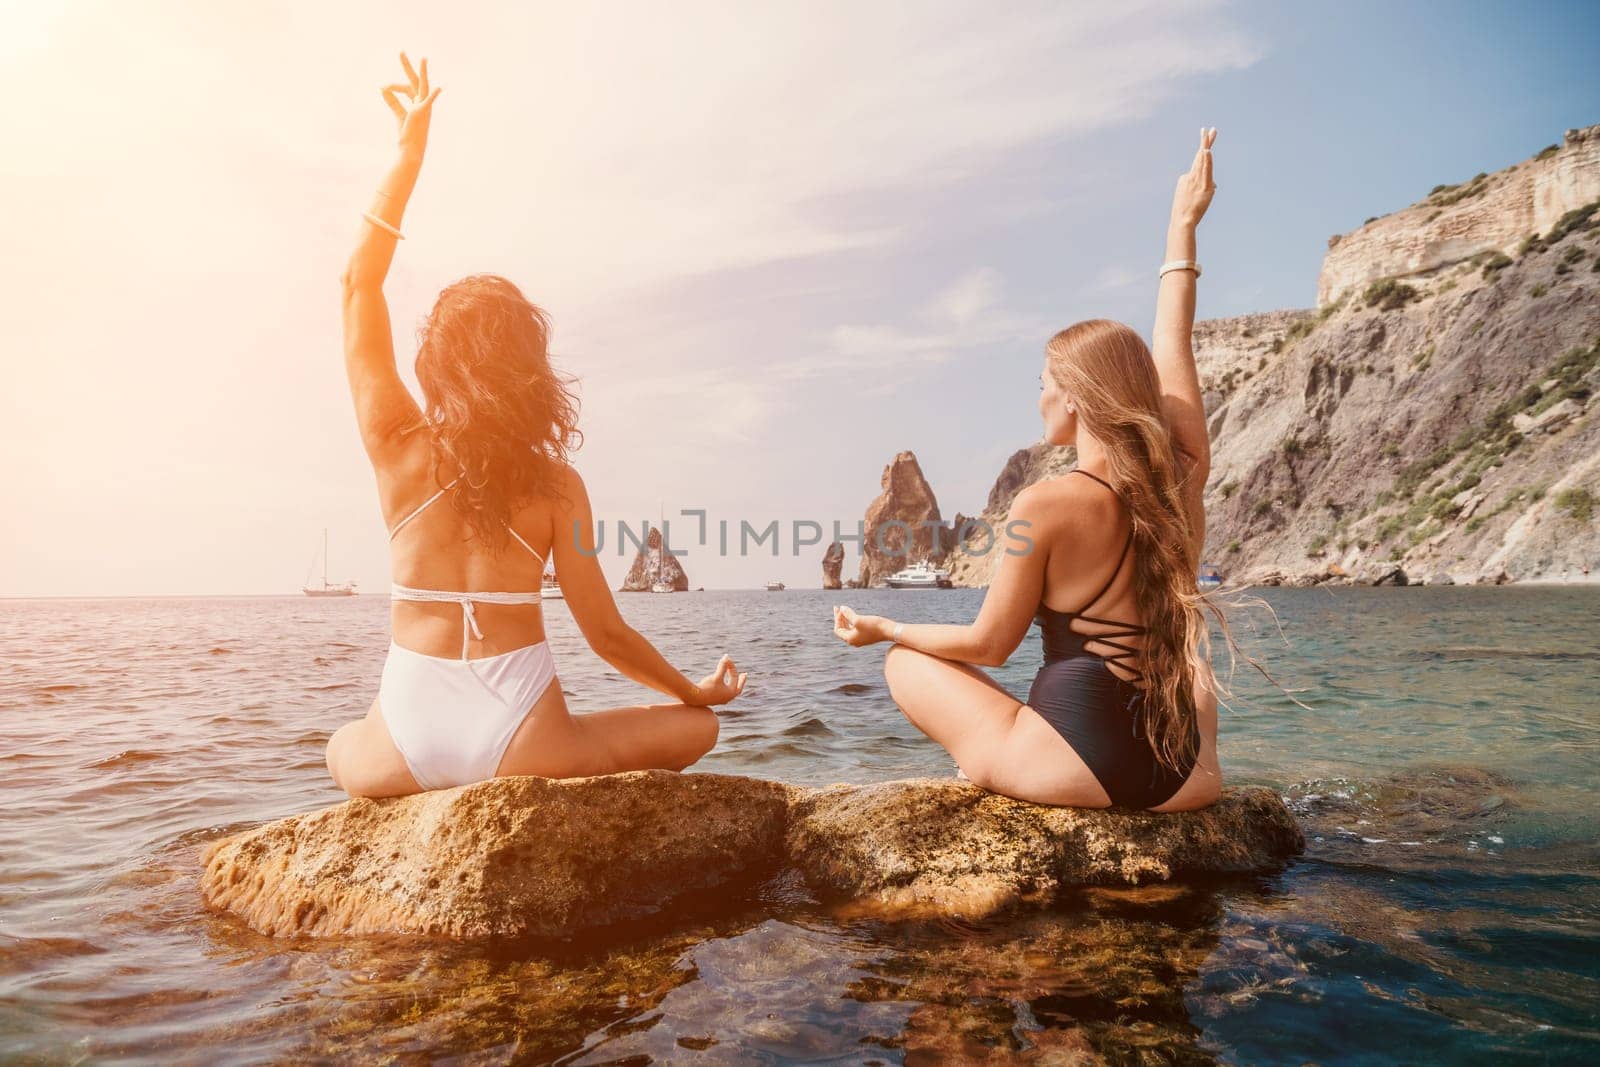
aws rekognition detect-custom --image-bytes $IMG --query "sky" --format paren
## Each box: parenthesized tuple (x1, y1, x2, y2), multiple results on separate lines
(2, 0, 1597, 596)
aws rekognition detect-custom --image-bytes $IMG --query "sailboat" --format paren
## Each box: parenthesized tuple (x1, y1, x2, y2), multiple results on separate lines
(541, 561, 563, 600)
(651, 506, 674, 593)
(303, 528, 357, 597)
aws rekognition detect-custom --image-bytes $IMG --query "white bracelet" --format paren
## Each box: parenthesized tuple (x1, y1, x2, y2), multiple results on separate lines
(362, 211, 406, 240)
(1159, 259, 1200, 278)
(891, 622, 905, 643)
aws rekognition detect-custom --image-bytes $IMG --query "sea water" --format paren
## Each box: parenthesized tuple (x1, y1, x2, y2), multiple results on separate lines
(1, 587, 1596, 1063)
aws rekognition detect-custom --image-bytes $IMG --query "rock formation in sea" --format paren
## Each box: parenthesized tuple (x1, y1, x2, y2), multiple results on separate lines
(945, 443, 1077, 588)
(199, 771, 1304, 939)
(619, 525, 690, 592)
(857, 451, 957, 586)
(821, 540, 845, 590)
(876, 123, 1600, 587)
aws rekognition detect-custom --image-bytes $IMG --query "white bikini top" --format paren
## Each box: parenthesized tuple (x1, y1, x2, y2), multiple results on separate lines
(387, 475, 546, 660)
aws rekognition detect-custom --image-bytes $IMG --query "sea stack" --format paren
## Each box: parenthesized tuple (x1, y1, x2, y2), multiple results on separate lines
(821, 541, 845, 590)
(619, 526, 690, 592)
(858, 451, 953, 587)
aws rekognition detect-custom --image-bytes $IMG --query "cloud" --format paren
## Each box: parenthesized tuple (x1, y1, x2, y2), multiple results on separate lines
(0, 0, 1266, 592)
(814, 267, 1050, 381)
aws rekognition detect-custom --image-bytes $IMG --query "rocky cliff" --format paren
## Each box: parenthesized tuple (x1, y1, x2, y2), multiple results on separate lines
(882, 123, 1599, 587)
(619, 525, 690, 592)
(1319, 124, 1600, 306)
(1199, 129, 1599, 585)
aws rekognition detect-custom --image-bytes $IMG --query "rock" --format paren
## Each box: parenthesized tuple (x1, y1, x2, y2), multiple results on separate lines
(201, 774, 1305, 939)
(1425, 570, 1456, 586)
(1372, 565, 1410, 586)
(1528, 397, 1582, 433)
(619, 525, 690, 592)
(787, 780, 1303, 919)
(820, 540, 844, 590)
(1452, 489, 1488, 519)
(858, 451, 952, 587)
(199, 771, 792, 939)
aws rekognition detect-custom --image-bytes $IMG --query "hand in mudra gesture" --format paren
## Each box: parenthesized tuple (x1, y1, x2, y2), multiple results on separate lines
(382, 51, 441, 156)
(694, 654, 749, 706)
(1171, 126, 1217, 229)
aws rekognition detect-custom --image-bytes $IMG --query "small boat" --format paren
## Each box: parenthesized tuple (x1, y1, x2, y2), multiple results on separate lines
(303, 528, 357, 597)
(540, 566, 562, 600)
(765, 580, 786, 592)
(886, 560, 953, 590)
(1198, 563, 1224, 589)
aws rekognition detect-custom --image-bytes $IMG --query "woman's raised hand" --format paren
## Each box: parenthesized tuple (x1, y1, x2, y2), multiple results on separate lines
(692, 654, 748, 706)
(1170, 126, 1218, 229)
(382, 51, 442, 157)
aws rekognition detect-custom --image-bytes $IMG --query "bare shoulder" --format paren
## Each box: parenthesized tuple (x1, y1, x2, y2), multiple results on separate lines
(1016, 473, 1118, 529)
(548, 462, 588, 509)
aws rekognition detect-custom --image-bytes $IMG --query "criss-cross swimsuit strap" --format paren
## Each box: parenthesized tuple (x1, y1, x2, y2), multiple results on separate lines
(1064, 469, 1147, 676)
(387, 474, 547, 660)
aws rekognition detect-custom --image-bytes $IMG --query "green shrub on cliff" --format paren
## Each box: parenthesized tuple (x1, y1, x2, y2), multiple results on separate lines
(1555, 488, 1594, 522)
(1544, 200, 1599, 246)
(1480, 252, 1513, 279)
(1363, 277, 1419, 311)
(1428, 172, 1490, 207)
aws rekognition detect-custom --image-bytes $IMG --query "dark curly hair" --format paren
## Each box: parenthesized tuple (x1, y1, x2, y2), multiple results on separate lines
(407, 273, 582, 554)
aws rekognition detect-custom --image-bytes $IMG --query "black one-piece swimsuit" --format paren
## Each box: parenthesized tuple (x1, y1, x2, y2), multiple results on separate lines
(1025, 469, 1199, 809)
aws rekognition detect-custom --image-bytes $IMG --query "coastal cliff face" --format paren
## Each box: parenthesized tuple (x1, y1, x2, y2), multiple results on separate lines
(1198, 162, 1599, 585)
(882, 124, 1599, 587)
(1319, 125, 1600, 306)
(620, 526, 690, 592)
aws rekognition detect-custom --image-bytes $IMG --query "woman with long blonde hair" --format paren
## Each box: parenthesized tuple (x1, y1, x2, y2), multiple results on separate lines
(324, 54, 748, 798)
(833, 129, 1222, 811)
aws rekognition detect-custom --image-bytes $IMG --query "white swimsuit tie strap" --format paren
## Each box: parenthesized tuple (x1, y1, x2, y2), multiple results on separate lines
(460, 600, 483, 660)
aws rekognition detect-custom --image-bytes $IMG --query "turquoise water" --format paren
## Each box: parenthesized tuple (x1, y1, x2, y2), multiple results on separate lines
(0, 588, 1596, 1062)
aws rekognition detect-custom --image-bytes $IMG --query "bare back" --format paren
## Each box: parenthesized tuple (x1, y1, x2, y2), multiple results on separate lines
(378, 445, 557, 659)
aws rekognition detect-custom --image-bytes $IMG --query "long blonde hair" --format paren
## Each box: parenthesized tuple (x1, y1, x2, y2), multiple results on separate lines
(1045, 319, 1213, 775)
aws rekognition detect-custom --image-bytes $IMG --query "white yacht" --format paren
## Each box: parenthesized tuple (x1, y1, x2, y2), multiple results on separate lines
(885, 560, 953, 589)
(1198, 563, 1224, 590)
(540, 566, 563, 600)
(765, 580, 786, 592)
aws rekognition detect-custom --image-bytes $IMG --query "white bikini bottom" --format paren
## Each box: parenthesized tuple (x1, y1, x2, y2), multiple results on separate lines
(377, 638, 558, 790)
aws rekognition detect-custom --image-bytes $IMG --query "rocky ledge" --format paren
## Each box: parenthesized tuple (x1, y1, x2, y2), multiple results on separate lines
(200, 771, 1304, 939)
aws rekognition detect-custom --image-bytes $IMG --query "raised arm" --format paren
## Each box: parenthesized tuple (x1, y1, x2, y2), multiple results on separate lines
(551, 466, 748, 706)
(1152, 128, 1217, 486)
(339, 53, 440, 466)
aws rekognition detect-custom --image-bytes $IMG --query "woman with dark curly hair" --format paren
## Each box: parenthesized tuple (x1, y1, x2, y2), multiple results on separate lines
(325, 53, 746, 798)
